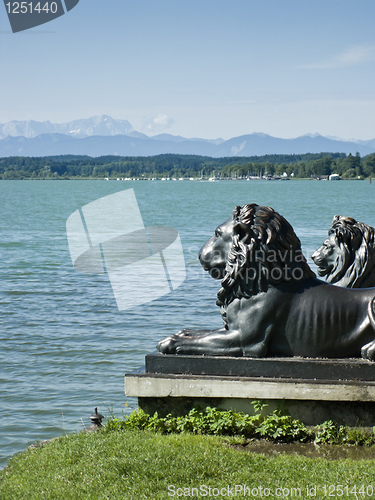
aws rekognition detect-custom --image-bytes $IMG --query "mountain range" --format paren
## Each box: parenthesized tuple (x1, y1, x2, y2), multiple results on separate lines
(1, 115, 375, 158)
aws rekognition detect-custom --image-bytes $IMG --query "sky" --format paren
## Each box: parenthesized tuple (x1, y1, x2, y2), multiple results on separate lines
(1, 0, 375, 140)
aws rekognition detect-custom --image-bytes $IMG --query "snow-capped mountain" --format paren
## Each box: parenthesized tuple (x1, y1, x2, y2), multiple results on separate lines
(0, 115, 133, 139)
(0, 116, 374, 157)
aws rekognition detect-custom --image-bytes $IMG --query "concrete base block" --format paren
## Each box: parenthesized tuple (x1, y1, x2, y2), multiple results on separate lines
(125, 355, 375, 426)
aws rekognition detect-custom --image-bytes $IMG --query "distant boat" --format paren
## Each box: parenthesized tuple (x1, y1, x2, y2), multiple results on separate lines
(329, 174, 341, 180)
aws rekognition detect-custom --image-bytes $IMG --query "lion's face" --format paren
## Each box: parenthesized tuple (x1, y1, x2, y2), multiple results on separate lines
(311, 234, 346, 277)
(199, 217, 233, 279)
(312, 216, 375, 288)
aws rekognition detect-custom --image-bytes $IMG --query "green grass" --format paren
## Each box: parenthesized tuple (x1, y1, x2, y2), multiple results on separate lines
(2, 406, 375, 499)
(2, 428, 375, 499)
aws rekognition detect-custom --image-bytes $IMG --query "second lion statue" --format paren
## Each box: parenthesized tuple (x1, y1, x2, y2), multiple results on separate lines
(311, 215, 375, 288)
(157, 204, 375, 360)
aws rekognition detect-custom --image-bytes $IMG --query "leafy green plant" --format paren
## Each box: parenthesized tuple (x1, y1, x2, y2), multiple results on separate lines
(104, 405, 311, 442)
(255, 410, 311, 442)
(251, 400, 268, 414)
(345, 427, 375, 446)
(314, 420, 346, 445)
(104, 405, 375, 446)
(313, 421, 375, 446)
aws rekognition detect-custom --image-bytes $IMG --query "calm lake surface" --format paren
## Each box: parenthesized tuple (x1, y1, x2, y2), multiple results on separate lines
(1, 179, 375, 467)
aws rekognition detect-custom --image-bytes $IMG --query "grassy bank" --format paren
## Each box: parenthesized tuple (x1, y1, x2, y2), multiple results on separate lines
(2, 428, 375, 500)
(2, 406, 375, 500)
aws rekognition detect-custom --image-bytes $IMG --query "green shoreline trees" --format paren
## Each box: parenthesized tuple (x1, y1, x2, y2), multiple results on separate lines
(1, 152, 375, 180)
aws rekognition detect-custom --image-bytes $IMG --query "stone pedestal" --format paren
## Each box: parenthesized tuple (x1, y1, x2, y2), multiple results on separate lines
(125, 354, 375, 426)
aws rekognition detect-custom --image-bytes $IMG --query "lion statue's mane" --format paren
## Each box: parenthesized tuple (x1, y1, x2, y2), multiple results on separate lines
(157, 204, 375, 360)
(312, 215, 375, 288)
(217, 204, 315, 309)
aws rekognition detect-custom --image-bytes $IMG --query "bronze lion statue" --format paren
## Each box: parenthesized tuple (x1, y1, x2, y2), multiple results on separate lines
(157, 204, 375, 359)
(311, 215, 375, 288)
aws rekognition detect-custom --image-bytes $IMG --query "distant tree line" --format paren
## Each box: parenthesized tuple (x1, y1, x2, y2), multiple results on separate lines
(1, 152, 375, 180)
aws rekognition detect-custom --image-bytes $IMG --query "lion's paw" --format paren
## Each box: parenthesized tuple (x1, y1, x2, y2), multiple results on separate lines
(361, 340, 375, 361)
(157, 335, 178, 354)
(156, 331, 193, 353)
(157, 329, 211, 354)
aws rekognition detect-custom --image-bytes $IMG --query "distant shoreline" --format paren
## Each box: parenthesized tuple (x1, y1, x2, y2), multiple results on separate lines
(0, 152, 373, 181)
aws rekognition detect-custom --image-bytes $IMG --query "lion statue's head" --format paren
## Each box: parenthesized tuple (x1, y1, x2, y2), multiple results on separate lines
(199, 203, 315, 308)
(311, 215, 375, 288)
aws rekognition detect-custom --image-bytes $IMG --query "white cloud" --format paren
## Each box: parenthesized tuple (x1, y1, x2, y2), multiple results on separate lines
(300, 44, 375, 69)
(142, 113, 175, 134)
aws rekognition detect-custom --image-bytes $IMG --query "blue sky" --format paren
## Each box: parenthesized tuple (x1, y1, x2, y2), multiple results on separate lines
(1, 0, 375, 140)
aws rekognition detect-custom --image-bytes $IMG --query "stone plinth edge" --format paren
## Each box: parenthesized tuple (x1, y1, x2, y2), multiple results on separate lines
(125, 372, 375, 402)
(145, 353, 375, 381)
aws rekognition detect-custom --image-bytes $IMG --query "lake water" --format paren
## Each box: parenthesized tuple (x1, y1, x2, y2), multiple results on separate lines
(1, 179, 375, 468)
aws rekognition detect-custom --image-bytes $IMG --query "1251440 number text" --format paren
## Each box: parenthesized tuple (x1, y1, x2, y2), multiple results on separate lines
(5, 2, 58, 14)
